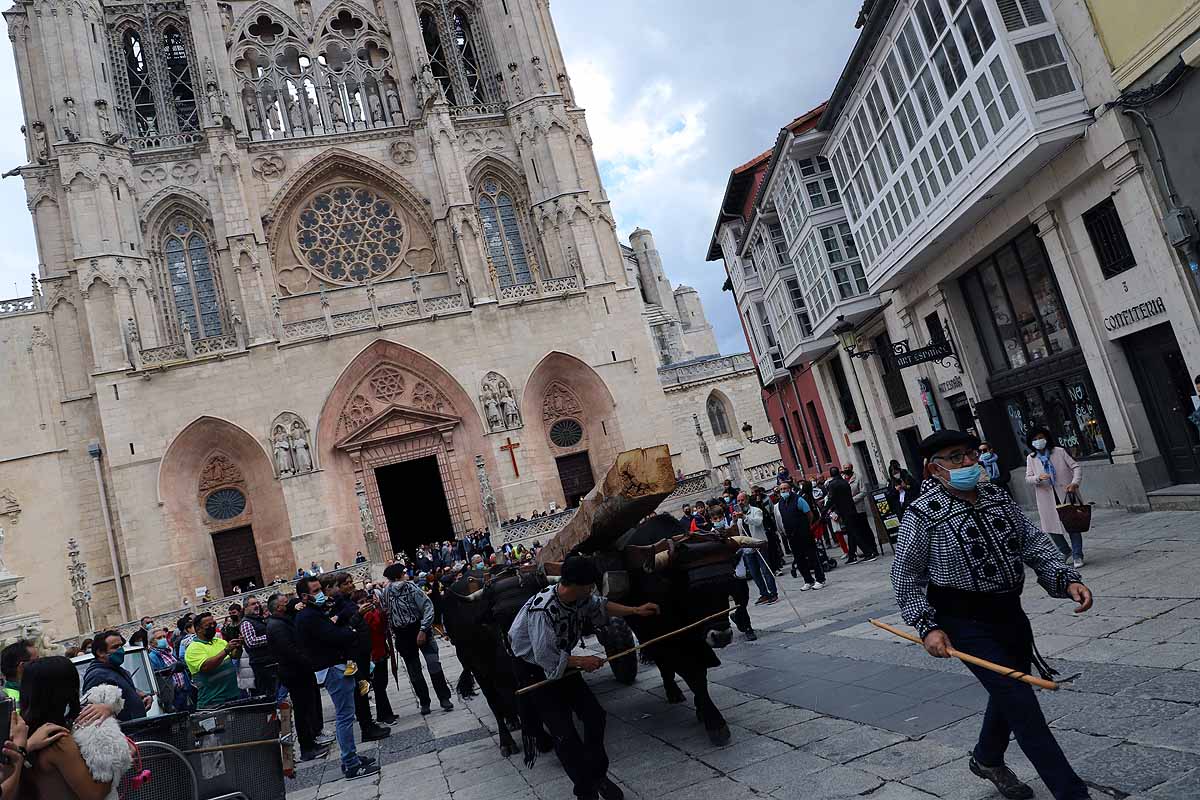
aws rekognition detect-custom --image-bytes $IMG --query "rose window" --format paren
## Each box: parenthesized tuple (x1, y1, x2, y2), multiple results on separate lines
(295, 184, 406, 284)
(205, 488, 247, 520)
(549, 419, 584, 448)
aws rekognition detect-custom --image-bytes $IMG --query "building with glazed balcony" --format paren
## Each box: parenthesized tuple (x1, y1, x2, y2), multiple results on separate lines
(813, 0, 1200, 506)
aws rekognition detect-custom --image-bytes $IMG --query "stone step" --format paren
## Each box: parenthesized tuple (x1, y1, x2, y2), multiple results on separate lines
(1147, 483, 1200, 512)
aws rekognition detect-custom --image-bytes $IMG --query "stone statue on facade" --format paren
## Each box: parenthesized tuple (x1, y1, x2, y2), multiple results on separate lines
(94, 99, 111, 135)
(368, 91, 384, 124)
(482, 390, 502, 432)
(244, 96, 262, 133)
(327, 84, 347, 130)
(475, 455, 501, 536)
(0, 527, 8, 575)
(290, 421, 313, 472)
(31, 122, 48, 163)
(286, 96, 305, 133)
(384, 80, 402, 116)
(273, 425, 294, 475)
(500, 387, 520, 430)
(207, 82, 225, 126)
(295, 0, 313, 30)
(62, 97, 79, 141)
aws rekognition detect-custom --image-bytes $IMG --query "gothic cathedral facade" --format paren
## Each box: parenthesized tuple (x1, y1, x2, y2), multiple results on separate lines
(0, 0, 766, 639)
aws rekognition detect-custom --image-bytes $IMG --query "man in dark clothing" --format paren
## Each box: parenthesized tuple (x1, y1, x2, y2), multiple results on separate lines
(221, 604, 243, 643)
(82, 630, 151, 722)
(323, 573, 390, 742)
(776, 482, 826, 589)
(750, 486, 784, 573)
(826, 467, 878, 563)
(267, 594, 331, 762)
(381, 563, 453, 714)
(295, 577, 380, 781)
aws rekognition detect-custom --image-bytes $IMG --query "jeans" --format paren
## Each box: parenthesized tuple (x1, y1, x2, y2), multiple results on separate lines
(1049, 532, 1083, 560)
(741, 550, 777, 599)
(938, 614, 1090, 800)
(323, 664, 360, 773)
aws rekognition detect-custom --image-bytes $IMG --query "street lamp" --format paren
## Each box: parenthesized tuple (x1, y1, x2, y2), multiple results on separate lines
(741, 421, 780, 445)
(831, 315, 875, 360)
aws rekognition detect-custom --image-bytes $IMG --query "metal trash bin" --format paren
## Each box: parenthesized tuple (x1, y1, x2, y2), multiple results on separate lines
(123, 701, 286, 800)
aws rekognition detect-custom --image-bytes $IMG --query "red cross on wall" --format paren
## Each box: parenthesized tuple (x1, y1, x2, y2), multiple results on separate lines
(500, 437, 521, 477)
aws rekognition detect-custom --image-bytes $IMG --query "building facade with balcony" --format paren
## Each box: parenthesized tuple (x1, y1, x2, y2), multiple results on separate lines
(708, 111, 843, 482)
(0, 0, 729, 638)
(814, 0, 1200, 506)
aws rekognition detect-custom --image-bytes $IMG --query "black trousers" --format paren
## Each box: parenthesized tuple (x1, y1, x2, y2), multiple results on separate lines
(765, 530, 785, 571)
(845, 511, 878, 559)
(372, 656, 394, 720)
(250, 662, 278, 700)
(938, 613, 1089, 800)
(729, 578, 752, 633)
(281, 669, 321, 753)
(393, 623, 451, 707)
(515, 661, 608, 799)
(787, 529, 826, 584)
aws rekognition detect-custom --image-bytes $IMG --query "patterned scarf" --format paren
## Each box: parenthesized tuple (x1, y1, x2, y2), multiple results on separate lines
(1037, 450, 1056, 485)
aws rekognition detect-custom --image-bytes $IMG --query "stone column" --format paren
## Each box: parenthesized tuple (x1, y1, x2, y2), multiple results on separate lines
(67, 537, 93, 636)
(355, 478, 382, 563)
(475, 455, 502, 541)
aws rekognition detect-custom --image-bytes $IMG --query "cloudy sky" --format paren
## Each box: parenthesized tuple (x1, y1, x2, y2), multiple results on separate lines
(0, 1, 860, 354)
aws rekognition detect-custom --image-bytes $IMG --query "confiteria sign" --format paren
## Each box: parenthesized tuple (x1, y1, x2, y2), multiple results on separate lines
(1103, 296, 1165, 333)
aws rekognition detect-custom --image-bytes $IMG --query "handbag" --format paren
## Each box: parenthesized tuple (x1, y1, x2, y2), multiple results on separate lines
(1054, 487, 1092, 534)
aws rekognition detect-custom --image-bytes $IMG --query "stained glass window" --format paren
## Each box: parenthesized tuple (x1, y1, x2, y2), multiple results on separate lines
(477, 178, 532, 288)
(549, 419, 584, 448)
(163, 218, 223, 339)
(294, 184, 406, 284)
(206, 487, 247, 520)
(707, 395, 732, 437)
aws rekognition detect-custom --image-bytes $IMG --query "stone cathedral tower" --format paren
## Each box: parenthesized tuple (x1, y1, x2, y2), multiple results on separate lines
(0, 0, 718, 637)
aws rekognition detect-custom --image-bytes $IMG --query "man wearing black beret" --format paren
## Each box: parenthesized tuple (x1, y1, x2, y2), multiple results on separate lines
(891, 429, 1094, 800)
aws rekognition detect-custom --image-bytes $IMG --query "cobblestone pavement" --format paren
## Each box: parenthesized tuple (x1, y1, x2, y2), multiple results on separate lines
(286, 509, 1200, 800)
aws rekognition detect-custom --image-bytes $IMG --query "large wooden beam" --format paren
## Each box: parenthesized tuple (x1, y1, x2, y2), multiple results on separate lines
(538, 445, 676, 564)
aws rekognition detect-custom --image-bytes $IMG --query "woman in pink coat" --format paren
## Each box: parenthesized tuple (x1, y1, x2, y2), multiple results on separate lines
(1024, 426, 1084, 567)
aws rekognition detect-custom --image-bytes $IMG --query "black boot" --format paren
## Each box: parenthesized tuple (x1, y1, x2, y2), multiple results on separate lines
(969, 756, 1034, 799)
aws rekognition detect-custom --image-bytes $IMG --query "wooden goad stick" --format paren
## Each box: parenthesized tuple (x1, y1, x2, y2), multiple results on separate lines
(869, 619, 1058, 691)
(516, 607, 732, 695)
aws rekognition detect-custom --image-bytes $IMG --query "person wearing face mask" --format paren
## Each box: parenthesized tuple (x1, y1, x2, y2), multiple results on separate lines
(184, 612, 243, 710)
(774, 483, 825, 590)
(238, 596, 278, 699)
(148, 628, 189, 713)
(892, 429, 1095, 800)
(1024, 427, 1084, 568)
(81, 631, 152, 721)
(978, 442, 1001, 483)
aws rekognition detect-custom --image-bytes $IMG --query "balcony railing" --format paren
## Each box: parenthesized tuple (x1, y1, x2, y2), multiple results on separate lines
(280, 292, 468, 343)
(0, 296, 41, 317)
(500, 508, 578, 546)
(658, 353, 755, 387)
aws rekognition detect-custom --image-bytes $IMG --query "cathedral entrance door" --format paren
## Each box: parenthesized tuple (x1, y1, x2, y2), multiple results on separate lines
(376, 456, 455, 560)
(556, 452, 595, 508)
(211, 527, 263, 596)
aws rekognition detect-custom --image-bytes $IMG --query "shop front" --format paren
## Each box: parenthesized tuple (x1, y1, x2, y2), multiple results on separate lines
(959, 229, 1113, 474)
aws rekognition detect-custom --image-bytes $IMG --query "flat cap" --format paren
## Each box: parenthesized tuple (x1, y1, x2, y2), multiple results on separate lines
(918, 429, 980, 461)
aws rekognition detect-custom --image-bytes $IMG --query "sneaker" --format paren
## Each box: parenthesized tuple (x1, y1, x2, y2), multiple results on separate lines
(744, 629, 758, 642)
(766, 595, 780, 605)
(811, 581, 825, 590)
(358, 756, 376, 768)
(1073, 557, 1084, 568)
(377, 714, 399, 725)
(298, 745, 330, 762)
(969, 756, 1033, 799)
(800, 583, 812, 592)
(314, 733, 335, 747)
(343, 761, 381, 781)
(440, 698, 455, 712)
(419, 704, 432, 716)
(754, 596, 770, 605)
(774, 569, 785, 577)
(361, 725, 391, 742)
(864, 554, 879, 563)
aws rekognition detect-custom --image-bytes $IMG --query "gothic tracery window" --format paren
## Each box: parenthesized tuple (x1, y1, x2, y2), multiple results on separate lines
(416, 3, 501, 110)
(162, 217, 224, 339)
(707, 394, 732, 437)
(476, 177, 531, 288)
(294, 184, 406, 284)
(109, 9, 201, 147)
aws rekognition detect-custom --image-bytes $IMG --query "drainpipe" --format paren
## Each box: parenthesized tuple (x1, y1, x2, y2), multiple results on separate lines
(88, 443, 130, 620)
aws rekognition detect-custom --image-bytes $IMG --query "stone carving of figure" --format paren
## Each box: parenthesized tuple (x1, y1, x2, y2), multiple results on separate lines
(327, 85, 347, 129)
(500, 387, 520, 429)
(31, 123, 48, 163)
(531, 56, 547, 92)
(482, 391, 502, 432)
(290, 422, 312, 472)
(418, 64, 437, 107)
(62, 97, 79, 140)
(475, 455, 501, 534)
(368, 91, 384, 124)
(218, 3, 233, 36)
(267, 101, 284, 135)
(94, 100, 110, 133)
(207, 83, 224, 126)
(295, 0, 313, 30)
(305, 94, 322, 131)
(273, 425, 294, 475)
(286, 96, 305, 133)
(0, 527, 7, 575)
(244, 96, 262, 133)
(350, 94, 364, 123)
(385, 81, 402, 115)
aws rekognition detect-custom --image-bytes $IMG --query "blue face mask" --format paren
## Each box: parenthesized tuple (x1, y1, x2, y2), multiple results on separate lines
(780, 491, 791, 499)
(945, 464, 982, 490)
(108, 647, 126, 667)
(313, 591, 328, 606)
(155, 638, 168, 650)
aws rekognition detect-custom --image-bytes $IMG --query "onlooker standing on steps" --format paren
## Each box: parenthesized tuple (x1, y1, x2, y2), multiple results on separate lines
(1025, 427, 1085, 568)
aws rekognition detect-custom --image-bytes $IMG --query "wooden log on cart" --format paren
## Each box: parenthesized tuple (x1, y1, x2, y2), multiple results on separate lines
(537, 445, 676, 564)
